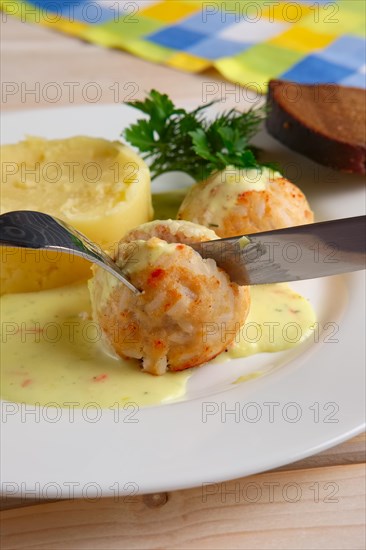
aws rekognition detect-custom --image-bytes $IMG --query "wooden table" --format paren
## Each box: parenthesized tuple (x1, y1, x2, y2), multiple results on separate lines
(1, 16, 365, 550)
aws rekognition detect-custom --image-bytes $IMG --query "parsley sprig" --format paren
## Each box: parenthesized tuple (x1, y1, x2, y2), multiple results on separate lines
(123, 90, 265, 180)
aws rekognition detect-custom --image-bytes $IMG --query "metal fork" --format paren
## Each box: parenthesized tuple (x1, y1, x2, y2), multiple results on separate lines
(0, 210, 140, 294)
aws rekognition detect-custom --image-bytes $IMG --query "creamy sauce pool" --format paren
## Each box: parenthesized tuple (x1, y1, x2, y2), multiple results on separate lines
(1, 283, 190, 407)
(1, 281, 316, 407)
(228, 283, 316, 359)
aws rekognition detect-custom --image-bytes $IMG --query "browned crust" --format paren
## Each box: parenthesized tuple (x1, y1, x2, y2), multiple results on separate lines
(266, 79, 366, 174)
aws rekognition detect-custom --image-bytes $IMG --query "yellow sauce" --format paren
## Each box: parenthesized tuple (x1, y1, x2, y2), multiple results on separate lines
(1, 281, 316, 408)
(228, 283, 316, 358)
(0, 283, 190, 407)
(152, 189, 187, 220)
(118, 238, 176, 276)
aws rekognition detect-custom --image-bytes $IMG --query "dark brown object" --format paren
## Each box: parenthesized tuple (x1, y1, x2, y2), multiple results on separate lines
(266, 79, 366, 174)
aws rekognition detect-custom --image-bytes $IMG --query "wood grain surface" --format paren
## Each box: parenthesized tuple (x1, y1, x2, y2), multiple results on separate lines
(1, 15, 365, 550)
(2, 464, 365, 550)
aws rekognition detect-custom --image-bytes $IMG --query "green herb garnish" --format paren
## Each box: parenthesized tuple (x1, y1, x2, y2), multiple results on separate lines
(123, 90, 266, 180)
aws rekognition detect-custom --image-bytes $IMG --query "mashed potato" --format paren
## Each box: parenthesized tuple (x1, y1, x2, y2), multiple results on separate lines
(1, 136, 152, 293)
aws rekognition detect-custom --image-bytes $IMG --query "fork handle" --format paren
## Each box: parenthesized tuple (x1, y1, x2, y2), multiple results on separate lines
(0, 210, 68, 249)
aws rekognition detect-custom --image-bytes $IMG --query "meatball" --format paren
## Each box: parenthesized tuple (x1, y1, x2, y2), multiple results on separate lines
(89, 220, 250, 375)
(177, 167, 314, 237)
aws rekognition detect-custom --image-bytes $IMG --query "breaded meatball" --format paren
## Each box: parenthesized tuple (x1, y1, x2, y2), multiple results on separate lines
(177, 167, 314, 237)
(89, 220, 250, 375)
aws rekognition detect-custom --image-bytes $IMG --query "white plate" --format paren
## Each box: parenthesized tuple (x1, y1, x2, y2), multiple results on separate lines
(1, 104, 365, 498)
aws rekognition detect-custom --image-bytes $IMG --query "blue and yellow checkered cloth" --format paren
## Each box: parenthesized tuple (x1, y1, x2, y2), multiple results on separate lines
(1, 0, 365, 92)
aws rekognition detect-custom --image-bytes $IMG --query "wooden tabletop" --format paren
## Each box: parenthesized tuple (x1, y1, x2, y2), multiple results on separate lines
(1, 15, 365, 550)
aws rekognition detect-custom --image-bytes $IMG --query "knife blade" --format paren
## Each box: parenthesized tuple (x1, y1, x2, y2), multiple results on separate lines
(190, 216, 366, 285)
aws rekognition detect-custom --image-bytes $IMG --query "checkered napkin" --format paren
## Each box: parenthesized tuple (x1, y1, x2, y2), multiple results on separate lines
(2, 0, 365, 92)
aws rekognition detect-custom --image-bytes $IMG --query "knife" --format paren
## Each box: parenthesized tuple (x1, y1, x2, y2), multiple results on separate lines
(1, 211, 364, 290)
(190, 216, 366, 285)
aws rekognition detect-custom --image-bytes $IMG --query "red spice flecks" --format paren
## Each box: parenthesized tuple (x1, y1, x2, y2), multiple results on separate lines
(93, 373, 108, 382)
(237, 191, 250, 203)
(154, 340, 165, 349)
(21, 379, 32, 388)
(151, 268, 165, 278)
(176, 244, 184, 250)
(147, 268, 166, 285)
